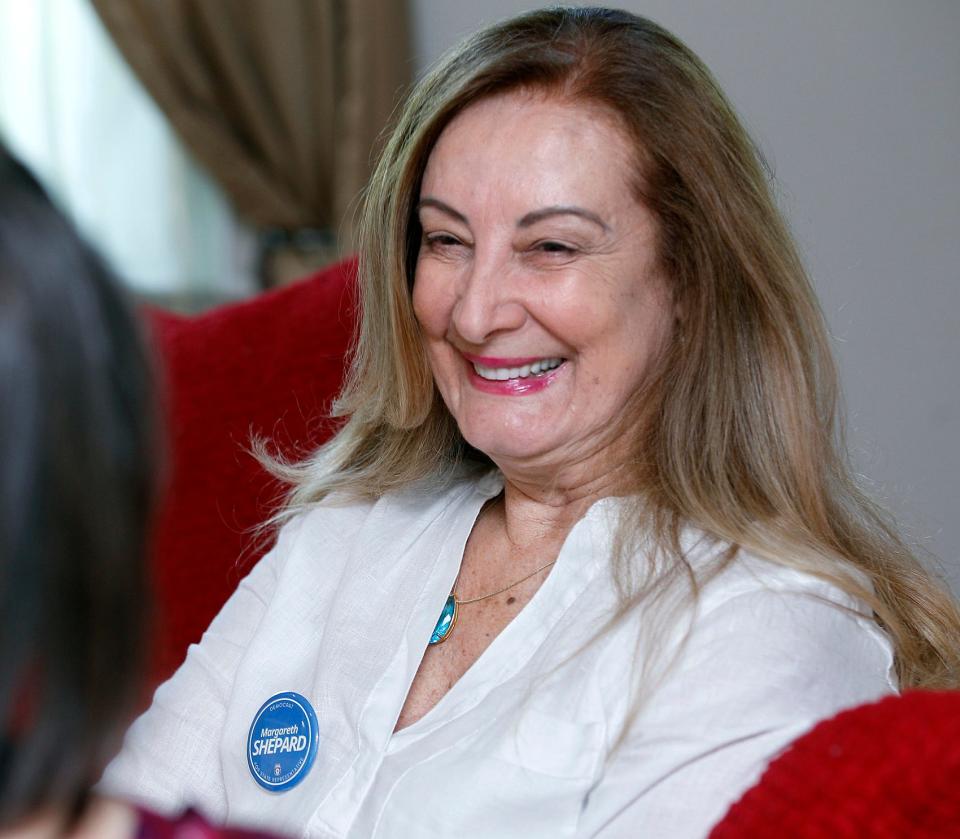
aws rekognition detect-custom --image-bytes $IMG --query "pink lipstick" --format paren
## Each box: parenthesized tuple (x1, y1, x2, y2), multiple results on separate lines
(461, 352, 566, 396)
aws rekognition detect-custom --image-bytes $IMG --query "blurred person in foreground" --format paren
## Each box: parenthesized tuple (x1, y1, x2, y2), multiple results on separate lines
(101, 7, 960, 838)
(0, 146, 277, 839)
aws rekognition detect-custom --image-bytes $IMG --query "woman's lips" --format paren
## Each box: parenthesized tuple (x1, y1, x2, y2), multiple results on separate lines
(461, 352, 566, 395)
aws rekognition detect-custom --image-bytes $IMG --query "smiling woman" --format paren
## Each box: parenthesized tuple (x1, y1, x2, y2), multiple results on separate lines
(100, 7, 960, 839)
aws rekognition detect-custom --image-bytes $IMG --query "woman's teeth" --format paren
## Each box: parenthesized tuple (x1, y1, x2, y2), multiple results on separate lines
(472, 357, 564, 381)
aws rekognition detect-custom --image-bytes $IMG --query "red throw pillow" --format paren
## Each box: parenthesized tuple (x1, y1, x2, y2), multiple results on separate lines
(710, 690, 960, 838)
(143, 258, 357, 688)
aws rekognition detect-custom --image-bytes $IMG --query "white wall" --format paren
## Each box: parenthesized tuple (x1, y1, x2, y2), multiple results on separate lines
(411, 1, 960, 590)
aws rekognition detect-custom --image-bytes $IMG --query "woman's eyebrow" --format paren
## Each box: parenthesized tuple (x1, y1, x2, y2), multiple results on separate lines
(517, 206, 610, 232)
(417, 197, 468, 225)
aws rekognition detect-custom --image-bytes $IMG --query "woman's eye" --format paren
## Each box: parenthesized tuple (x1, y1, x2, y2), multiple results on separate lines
(534, 240, 576, 255)
(423, 232, 464, 249)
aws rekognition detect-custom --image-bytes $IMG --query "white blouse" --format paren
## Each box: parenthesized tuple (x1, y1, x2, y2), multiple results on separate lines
(101, 472, 896, 838)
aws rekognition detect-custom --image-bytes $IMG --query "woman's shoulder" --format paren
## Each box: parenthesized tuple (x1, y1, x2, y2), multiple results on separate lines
(296, 468, 496, 523)
(265, 469, 500, 566)
(677, 527, 877, 617)
(675, 530, 897, 687)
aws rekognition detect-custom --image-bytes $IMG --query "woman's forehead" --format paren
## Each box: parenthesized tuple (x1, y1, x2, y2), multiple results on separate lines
(420, 91, 639, 219)
(430, 89, 632, 163)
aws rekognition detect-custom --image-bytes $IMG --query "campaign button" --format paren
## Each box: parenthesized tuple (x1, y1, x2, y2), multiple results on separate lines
(246, 692, 319, 792)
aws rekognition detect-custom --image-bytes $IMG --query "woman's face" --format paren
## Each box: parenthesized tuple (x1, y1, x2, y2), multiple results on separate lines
(413, 91, 675, 479)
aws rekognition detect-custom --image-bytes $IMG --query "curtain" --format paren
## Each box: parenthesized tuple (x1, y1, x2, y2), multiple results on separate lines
(90, 0, 411, 283)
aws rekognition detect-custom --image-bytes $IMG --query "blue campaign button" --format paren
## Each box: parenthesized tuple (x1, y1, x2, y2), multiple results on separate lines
(246, 692, 319, 792)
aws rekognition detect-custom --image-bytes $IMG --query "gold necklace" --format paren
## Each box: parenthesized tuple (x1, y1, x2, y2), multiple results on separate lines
(429, 559, 556, 645)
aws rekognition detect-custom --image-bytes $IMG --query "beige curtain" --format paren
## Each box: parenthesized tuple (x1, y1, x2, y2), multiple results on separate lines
(92, 0, 410, 281)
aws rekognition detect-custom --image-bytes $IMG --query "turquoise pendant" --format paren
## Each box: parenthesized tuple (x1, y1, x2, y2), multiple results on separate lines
(430, 595, 458, 645)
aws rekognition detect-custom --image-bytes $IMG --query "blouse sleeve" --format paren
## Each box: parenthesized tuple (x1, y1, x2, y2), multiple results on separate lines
(579, 579, 896, 839)
(97, 515, 306, 821)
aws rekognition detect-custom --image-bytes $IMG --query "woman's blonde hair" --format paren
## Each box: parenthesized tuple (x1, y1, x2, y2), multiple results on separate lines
(270, 7, 960, 688)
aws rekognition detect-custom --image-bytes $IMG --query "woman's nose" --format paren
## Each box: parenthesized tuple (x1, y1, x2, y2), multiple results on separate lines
(450, 255, 526, 345)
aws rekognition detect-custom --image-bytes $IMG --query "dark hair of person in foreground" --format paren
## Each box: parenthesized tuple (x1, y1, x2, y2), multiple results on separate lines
(0, 144, 156, 829)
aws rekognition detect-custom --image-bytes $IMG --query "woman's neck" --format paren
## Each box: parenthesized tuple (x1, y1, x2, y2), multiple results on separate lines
(497, 464, 630, 550)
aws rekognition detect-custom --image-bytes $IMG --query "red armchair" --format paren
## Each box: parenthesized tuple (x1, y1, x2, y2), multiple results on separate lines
(143, 257, 960, 837)
(711, 689, 960, 837)
(144, 257, 356, 685)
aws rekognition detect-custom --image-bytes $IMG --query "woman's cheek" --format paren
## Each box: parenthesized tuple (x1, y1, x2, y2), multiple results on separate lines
(412, 269, 448, 337)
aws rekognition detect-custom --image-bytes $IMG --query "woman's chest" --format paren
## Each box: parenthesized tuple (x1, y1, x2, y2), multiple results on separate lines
(354, 697, 607, 839)
(394, 586, 538, 731)
(213, 486, 616, 837)
(215, 621, 611, 839)
(393, 501, 566, 731)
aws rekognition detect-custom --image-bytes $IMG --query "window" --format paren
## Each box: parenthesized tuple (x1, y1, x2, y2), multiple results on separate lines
(0, 0, 255, 300)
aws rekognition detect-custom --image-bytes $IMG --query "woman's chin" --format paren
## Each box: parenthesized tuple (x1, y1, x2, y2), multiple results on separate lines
(460, 428, 565, 473)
